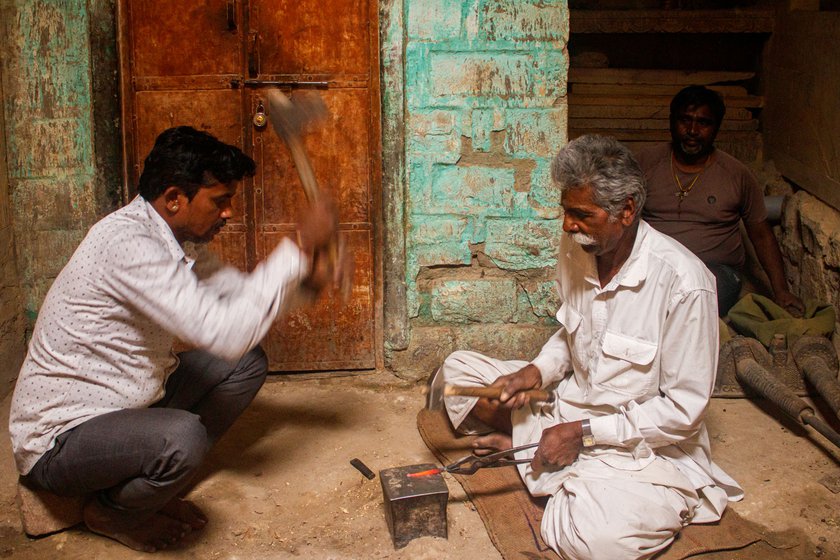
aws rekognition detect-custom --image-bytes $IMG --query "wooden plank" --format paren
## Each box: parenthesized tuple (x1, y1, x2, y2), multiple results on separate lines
(571, 83, 749, 97)
(568, 129, 760, 142)
(569, 105, 753, 121)
(570, 9, 775, 34)
(568, 94, 764, 109)
(569, 68, 755, 86)
(569, 118, 759, 131)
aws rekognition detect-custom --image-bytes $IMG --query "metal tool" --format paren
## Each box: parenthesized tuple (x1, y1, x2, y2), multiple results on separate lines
(408, 442, 539, 477)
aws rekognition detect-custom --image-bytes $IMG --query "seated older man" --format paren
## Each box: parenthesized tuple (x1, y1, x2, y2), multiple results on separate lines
(434, 135, 743, 560)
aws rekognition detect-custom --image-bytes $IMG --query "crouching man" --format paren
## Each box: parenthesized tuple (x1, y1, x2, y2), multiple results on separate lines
(434, 135, 743, 560)
(9, 126, 348, 552)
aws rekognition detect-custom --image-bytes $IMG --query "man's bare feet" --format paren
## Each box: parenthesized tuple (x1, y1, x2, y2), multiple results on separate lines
(83, 498, 192, 552)
(473, 432, 513, 456)
(160, 497, 207, 530)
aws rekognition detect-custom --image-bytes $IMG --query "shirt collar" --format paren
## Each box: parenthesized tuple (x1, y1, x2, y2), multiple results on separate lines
(135, 196, 194, 268)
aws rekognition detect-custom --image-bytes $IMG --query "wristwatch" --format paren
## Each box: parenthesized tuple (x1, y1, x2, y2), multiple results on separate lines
(580, 419, 596, 447)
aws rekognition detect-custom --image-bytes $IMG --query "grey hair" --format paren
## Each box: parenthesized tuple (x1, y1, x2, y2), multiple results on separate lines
(551, 135, 646, 221)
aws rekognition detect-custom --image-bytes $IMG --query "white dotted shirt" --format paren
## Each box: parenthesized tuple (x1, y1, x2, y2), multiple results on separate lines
(9, 196, 308, 474)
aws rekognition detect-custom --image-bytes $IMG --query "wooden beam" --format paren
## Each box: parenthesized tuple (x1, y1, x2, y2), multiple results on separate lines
(569, 68, 755, 86)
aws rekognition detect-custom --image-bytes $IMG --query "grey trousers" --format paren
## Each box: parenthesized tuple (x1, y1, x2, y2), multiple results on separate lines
(706, 263, 742, 317)
(25, 346, 268, 521)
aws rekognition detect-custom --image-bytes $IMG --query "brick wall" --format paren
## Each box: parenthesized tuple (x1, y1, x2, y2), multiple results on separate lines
(388, 0, 569, 379)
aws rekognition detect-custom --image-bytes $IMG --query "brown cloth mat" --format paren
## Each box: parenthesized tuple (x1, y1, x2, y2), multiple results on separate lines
(417, 408, 766, 560)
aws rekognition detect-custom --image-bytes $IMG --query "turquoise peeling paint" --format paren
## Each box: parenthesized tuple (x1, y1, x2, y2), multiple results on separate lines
(401, 0, 568, 324)
(3, 0, 100, 328)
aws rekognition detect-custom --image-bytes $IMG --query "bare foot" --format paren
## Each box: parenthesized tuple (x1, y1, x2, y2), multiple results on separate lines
(473, 432, 512, 456)
(160, 498, 207, 530)
(83, 499, 192, 552)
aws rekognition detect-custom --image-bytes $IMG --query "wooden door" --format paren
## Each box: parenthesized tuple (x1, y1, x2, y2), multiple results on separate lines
(118, 0, 380, 371)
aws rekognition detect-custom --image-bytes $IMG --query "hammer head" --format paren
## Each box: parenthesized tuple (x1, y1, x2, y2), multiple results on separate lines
(265, 89, 327, 143)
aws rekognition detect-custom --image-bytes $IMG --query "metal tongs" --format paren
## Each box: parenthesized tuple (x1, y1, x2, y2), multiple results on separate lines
(409, 443, 539, 477)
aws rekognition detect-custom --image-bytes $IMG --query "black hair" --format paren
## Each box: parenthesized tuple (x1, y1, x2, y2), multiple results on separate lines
(137, 126, 256, 201)
(669, 85, 726, 126)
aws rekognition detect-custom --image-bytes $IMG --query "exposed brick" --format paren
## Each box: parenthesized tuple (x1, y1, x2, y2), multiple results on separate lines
(386, 326, 458, 382)
(504, 107, 567, 158)
(527, 159, 562, 219)
(479, 0, 569, 43)
(406, 111, 462, 163)
(410, 216, 472, 267)
(428, 165, 515, 215)
(407, 0, 462, 41)
(455, 323, 558, 361)
(484, 218, 559, 270)
(470, 108, 505, 152)
(429, 51, 566, 102)
(429, 278, 517, 323)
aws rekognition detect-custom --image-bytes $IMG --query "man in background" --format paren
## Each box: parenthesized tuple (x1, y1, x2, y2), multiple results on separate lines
(637, 85, 802, 316)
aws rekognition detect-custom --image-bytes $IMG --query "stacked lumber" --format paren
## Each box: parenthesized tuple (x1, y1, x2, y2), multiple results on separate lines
(568, 68, 763, 161)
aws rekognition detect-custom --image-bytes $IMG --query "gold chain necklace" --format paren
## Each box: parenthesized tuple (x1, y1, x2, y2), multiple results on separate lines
(671, 153, 709, 200)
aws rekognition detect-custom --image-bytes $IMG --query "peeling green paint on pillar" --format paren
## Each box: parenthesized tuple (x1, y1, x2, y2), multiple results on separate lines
(386, 0, 568, 378)
(0, 0, 119, 330)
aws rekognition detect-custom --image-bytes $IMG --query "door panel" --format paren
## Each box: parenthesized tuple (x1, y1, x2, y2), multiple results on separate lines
(127, 0, 241, 77)
(251, 0, 368, 76)
(120, 0, 380, 371)
(252, 89, 371, 225)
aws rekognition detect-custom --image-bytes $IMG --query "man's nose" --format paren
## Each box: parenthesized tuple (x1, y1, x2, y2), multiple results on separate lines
(562, 215, 578, 233)
(220, 205, 233, 219)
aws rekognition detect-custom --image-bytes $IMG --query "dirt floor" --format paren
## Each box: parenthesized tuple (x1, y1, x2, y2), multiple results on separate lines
(1, 371, 839, 559)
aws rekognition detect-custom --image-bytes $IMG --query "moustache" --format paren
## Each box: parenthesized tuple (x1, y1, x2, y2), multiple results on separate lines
(570, 232, 597, 247)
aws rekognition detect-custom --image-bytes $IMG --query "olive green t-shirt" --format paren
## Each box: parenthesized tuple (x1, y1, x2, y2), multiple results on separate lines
(638, 143, 767, 268)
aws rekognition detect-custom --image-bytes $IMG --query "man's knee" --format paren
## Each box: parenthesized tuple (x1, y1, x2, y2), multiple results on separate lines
(544, 486, 681, 560)
(238, 345, 268, 385)
(157, 410, 210, 473)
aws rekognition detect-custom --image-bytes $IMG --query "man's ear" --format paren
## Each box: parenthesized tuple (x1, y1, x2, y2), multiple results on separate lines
(620, 197, 637, 226)
(161, 186, 186, 214)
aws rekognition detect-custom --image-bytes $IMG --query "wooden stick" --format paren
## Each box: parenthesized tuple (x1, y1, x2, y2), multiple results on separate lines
(444, 384, 554, 403)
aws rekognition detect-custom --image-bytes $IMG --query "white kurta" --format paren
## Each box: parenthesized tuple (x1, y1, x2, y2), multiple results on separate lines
(10, 196, 308, 475)
(438, 221, 743, 560)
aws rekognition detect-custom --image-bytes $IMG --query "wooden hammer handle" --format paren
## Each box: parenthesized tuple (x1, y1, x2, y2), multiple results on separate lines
(444, 384, 553, 402)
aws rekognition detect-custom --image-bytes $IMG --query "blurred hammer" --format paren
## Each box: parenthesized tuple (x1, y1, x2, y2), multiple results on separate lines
(426, 376, 554, 410)
(266, 89, 351, 299)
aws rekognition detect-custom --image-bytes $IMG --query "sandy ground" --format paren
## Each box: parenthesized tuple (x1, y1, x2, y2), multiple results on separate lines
(0, 371, 839, 559)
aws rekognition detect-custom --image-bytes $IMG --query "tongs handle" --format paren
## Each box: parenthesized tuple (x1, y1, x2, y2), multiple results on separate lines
(445, 442, 539, 475)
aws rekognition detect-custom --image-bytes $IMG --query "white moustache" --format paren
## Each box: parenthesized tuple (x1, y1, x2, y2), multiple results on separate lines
(570, 232, 597, 247)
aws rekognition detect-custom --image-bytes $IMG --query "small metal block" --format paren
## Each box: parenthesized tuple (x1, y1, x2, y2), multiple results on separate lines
(380, 463, 448, 549)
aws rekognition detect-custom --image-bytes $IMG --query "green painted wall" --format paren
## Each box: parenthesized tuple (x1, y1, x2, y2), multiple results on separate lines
(0, 0, 120, 333)
(385, 0, 570, 378)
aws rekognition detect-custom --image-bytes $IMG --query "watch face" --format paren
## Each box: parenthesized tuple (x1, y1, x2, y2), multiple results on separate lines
(582, 435, 596, 447)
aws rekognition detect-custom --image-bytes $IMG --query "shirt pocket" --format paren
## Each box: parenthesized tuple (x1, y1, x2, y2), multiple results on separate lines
(556, 304, 587, 367)
(595, 330, 658, 397)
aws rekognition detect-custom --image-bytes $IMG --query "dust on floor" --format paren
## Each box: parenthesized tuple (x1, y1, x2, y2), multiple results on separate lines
(0, 371, 838, 559)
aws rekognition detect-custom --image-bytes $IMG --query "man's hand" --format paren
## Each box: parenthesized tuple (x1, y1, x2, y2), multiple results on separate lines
(296, 198, 338, 255)
(489, 364, 543, 409)
(531, 421, 584, 472)
(295, 197, 355, 296)
(776, 289, 804, 317)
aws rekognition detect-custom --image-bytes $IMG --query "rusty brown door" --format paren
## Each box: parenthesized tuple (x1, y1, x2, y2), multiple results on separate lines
(118, 0, 380, 371)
